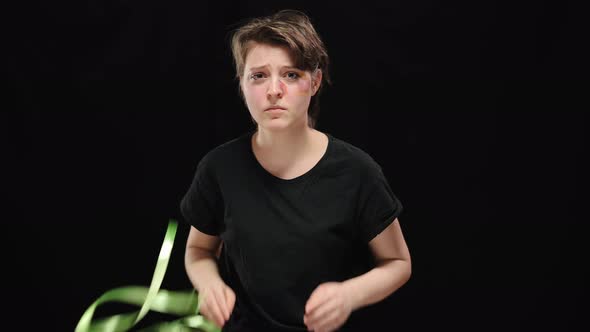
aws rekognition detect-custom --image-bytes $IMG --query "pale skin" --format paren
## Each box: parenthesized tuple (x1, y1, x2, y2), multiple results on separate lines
(184, 42, 412, 332)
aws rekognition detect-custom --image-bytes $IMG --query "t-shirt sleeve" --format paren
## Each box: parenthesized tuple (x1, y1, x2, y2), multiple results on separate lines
(180, 153, 225, 236)
(356, 161, 403, 243)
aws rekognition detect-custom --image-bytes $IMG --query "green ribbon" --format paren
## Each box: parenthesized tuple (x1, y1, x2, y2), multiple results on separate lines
(75, 219, 221, 332)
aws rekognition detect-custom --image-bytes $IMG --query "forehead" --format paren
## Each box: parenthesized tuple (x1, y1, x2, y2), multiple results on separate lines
(244, 42, 296, 69)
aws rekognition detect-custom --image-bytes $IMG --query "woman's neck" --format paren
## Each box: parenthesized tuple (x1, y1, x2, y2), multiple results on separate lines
(252, 126, 318, 163)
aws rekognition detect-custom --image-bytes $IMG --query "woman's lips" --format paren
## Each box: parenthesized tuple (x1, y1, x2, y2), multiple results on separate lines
(265, 106, 286, 111)
(265, 108, 286, 115)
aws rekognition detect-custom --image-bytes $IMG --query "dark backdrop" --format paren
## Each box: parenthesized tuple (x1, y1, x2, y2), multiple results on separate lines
(13, 0, 588, 331)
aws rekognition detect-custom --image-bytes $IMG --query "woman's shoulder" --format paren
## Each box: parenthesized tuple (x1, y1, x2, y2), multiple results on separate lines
(328, 133, 382, 171)
(199, 131, 252, 165)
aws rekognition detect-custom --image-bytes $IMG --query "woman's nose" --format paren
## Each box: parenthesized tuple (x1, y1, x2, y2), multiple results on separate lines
(267, 77, 284, 98)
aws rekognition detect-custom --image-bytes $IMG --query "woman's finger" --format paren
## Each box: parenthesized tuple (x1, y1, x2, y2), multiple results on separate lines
(225, 286, 236, 316)
(215, 287, 230, 321)
(206, 291, 226, 327)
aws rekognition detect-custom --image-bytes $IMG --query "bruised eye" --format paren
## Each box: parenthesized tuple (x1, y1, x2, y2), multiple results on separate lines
(286, 72, 300, 80)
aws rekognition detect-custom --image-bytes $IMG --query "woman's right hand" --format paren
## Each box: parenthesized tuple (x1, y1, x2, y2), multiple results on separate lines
(198, 279, 236, 328)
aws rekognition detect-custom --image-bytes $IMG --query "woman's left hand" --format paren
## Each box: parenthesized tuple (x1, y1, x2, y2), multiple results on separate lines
(303, 282, 354, 332)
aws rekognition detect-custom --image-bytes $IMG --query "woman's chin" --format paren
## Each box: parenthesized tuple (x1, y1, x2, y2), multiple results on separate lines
(260, 118, 291, 131)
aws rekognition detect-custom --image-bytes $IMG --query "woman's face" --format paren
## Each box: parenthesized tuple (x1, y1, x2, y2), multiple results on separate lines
(240, 42, 321, 131)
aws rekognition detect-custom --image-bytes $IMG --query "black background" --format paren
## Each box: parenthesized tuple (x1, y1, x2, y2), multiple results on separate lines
(12, 0, 588, 331)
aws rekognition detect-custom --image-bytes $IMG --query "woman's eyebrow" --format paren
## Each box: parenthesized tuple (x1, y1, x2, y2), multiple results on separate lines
(249, 65, 298, 71)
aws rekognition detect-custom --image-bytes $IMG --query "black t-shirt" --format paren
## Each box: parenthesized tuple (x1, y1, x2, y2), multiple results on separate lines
(180, 130, 403, 331)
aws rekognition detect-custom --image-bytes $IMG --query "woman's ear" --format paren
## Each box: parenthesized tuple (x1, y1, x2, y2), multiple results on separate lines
(311, 69, 322, 96)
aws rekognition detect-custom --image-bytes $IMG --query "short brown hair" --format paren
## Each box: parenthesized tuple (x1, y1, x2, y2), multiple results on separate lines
(230, 9, 331, 128)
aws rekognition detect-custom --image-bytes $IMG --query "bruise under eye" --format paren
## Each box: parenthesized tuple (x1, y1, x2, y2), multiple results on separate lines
(287, 71, 301, 79)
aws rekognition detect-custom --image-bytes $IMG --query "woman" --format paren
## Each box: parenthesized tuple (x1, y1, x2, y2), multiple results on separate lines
(181, 9, 411, 332)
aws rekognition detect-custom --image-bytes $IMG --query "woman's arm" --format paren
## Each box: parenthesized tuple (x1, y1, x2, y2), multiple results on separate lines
(184, 226, 224, 291)
(304, 218, 411, 331)
(185, 227, 235, 328)
(343, 218, 412, 310)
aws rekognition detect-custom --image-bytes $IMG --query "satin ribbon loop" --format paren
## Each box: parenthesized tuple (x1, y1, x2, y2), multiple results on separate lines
(75, 219, 221, 332)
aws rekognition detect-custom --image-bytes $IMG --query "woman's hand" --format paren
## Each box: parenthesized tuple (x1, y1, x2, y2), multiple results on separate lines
(303, 282, 353, 332)
(198, 279, 236, 328)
